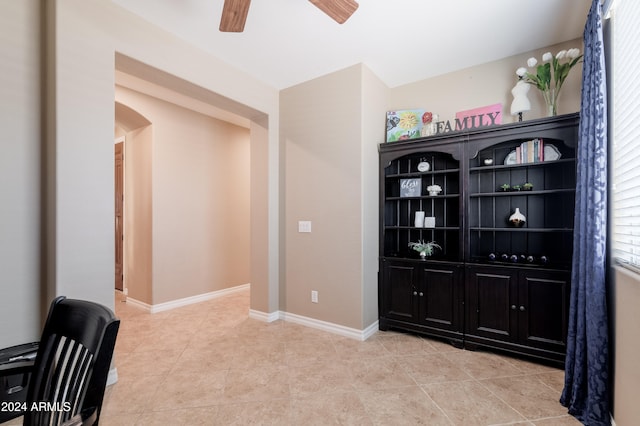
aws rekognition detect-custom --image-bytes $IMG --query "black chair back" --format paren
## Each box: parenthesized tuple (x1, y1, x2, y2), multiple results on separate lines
(24, 296, 119, 426)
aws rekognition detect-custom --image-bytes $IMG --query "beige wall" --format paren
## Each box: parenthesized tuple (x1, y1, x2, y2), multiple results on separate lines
(0, 0, 42, 346)
(0, 0, 278, 346)
(3, 1, 635, 421)
(53, 0, 117, 310)
(391, 39, 583, 123)
(280, 64, 388, 329)
(249, 121, 274, 313)
(49, 0, 278, 315)
(123, 125, 153, 304)
(278, 41, 583, 331)
(281, 65, 366, 329)
(611, 267, 640, 424)
(360, 66, 389, 327)
(0, 0, 586, 344)
(115, 86, 251, 305)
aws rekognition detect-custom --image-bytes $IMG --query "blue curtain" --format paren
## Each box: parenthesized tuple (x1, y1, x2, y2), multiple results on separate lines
(560, 0, 610, 425)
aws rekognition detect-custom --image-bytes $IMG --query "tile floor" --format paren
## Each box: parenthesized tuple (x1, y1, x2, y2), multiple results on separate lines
(6, 288, 582, 425)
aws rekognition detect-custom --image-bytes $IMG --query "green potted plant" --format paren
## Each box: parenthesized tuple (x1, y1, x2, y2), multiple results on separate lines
(511, 184, 522, 191)
(500, 183, 510, 192)
(408, 240, 441, 259)
(523, 182, 534, 191)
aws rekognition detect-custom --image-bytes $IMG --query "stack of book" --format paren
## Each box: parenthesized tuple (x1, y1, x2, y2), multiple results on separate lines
(515, 138, 544, 164)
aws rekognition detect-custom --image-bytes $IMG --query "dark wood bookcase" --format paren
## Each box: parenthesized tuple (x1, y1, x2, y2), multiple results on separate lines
(378, 113, 579, 364)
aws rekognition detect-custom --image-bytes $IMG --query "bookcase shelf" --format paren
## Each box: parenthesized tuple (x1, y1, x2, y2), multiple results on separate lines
(378, 112, 579, 365)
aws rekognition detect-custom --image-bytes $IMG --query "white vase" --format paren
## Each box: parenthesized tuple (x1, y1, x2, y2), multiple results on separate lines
(509, 208, 526, 227)
(414, 211, 425, 228)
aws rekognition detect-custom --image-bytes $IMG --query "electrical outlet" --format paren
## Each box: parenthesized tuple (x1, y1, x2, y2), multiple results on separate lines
(311, 290, 318, 303)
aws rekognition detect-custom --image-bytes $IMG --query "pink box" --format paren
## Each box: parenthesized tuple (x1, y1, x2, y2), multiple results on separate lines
(455, 103, 502, 131)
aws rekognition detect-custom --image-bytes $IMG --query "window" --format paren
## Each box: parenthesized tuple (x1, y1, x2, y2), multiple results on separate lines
(610, 0, 640, 269)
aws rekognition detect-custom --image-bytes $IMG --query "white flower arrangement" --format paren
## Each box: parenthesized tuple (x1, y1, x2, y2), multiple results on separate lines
(516, 48, 583, 115)
(427, 184, 442, 196)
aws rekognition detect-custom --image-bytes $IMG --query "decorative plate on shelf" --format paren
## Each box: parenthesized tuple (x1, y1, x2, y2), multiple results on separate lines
(543, 144, 562, 161)
(504, 150, 517, 165)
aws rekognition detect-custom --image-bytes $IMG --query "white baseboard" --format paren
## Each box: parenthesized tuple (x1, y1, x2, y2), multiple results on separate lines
(106, 367, 118, 386)
(248, 309, 280, 322)
(249, 309, 379, 341)
(361, 320, 380, 340)
(123, 297, 152, 311)
(126, 283, 250, 313)
(123, 285, 378, 340)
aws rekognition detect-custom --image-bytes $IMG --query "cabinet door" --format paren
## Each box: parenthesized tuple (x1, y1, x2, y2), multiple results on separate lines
(518, 270, 570, 353)
(466, 266, 518, 342)
(418, 263, 462, 332)
(380, 261, 419, 323)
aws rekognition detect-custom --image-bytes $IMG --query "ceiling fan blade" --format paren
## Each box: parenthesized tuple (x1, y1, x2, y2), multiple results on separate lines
(309, 0, 359, 24)
(219, 0, 252, 32)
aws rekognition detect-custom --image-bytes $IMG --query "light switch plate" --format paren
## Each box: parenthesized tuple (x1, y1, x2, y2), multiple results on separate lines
(298, 221, 312, 233)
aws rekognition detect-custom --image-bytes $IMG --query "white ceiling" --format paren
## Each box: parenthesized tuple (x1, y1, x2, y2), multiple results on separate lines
(112, 0, 591, 90)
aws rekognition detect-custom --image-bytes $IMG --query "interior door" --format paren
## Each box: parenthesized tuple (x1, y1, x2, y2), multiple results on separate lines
(114, 142, 124, 291)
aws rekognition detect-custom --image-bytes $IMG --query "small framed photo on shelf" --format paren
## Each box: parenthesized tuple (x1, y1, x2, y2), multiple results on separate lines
(424, 217, 436, 228)
(400, 178, 421, 197)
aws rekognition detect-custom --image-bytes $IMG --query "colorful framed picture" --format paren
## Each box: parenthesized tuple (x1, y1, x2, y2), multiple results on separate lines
(386, 109, 431, 142)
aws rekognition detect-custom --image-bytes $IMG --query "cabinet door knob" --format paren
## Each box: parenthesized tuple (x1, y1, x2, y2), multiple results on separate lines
(413, 291, 418, 296)
(419, 292, 424, 297)
(519, 305, 526, 311)
(511, 305, 517, 310)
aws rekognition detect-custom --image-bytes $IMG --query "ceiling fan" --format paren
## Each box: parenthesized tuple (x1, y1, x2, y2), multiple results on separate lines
(219, 0, 359, 32)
